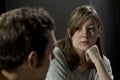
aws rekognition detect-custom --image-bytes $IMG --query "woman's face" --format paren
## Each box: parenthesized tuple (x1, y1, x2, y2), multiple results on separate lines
(72, 18, 100, 52)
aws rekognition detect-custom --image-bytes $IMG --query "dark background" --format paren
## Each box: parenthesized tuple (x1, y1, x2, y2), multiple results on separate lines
(0, 0, 119, 80)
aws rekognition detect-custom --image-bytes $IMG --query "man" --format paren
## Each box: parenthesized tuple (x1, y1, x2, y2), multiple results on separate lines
(0, 7, 56, 80)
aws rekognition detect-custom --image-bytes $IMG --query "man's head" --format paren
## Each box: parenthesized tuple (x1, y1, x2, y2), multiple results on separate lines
(0, 7, 56, 80)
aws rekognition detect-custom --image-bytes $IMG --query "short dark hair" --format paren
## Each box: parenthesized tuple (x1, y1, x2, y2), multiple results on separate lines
(0, 7, 55, 70)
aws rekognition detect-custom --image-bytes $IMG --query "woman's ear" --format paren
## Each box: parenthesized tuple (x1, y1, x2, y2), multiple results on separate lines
(27, 51, 38, 69)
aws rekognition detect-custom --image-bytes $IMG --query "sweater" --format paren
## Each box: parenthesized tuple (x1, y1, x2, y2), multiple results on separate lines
(46, 47, 114, 80)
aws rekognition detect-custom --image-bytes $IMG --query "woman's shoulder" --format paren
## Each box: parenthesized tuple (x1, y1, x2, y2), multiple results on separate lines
(48, 47, 69, 75)
(103, 55, 111, 66)
(103, 55, 113, 77)
(53, 47, 68, 66)
(53, 47, 64, 58)
(46, 47, 69, 80)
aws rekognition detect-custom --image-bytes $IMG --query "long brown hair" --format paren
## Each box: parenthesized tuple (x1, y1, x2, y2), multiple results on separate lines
(57, 5, 104, 71)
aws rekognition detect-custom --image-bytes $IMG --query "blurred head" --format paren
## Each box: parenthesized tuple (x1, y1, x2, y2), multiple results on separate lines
(58, 5, 104, 71)
(0, 7, 56, 80)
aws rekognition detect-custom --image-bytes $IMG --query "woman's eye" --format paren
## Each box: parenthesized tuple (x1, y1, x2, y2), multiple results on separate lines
(88, 26, 96, 31)
(88, 27, 94, 30)
(74, 28, 81, 32)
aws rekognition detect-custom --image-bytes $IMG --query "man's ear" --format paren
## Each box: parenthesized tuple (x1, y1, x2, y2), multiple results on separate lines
(27, 51, 38, 69)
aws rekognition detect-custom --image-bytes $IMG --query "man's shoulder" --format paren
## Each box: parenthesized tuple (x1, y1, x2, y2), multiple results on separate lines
(0, 72, 8, 80)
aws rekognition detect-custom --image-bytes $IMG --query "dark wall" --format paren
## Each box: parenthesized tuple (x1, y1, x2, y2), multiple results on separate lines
(111, 0, 120, 80)
(6, 0, 90, 39)
(5, 0, 119, 79)
(91, 1, 117, 80)
(0, 0, 5, 14)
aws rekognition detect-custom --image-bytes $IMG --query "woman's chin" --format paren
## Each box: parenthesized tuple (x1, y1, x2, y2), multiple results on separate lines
(80, 46, 89, 51)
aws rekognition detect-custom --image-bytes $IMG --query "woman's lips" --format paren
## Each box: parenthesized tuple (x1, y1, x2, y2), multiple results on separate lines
(81, 41, 89, 43)
(80, 41, 89, 45)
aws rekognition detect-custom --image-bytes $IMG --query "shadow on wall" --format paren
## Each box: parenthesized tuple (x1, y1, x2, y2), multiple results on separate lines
(0, 0, 5, 14)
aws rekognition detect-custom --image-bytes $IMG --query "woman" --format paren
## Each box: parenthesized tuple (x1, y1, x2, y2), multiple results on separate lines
(46, 5, 113, 80)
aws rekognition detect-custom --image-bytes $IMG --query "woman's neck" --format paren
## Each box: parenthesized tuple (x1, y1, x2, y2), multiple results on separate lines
(77, 60, 90, 73)
(77, 50, 90, 72)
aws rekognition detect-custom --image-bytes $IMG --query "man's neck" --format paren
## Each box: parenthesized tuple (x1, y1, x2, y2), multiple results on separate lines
(1, 70, 18, 80)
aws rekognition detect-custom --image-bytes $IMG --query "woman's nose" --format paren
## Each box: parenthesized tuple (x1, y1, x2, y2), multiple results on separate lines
(81, 28, 88, 37)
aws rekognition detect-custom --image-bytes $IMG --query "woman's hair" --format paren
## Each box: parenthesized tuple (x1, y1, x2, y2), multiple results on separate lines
(57, 5, 104, 71)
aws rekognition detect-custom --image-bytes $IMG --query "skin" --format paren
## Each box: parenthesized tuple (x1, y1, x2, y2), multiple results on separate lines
(71, 17, 99, 72)
(71, 17, 112, 80)
(72, 18, 99, 53)
(1, 30, 56, 80)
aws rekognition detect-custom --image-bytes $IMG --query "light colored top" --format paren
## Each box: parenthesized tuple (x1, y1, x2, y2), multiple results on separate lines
(46, 47, 114, 80)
